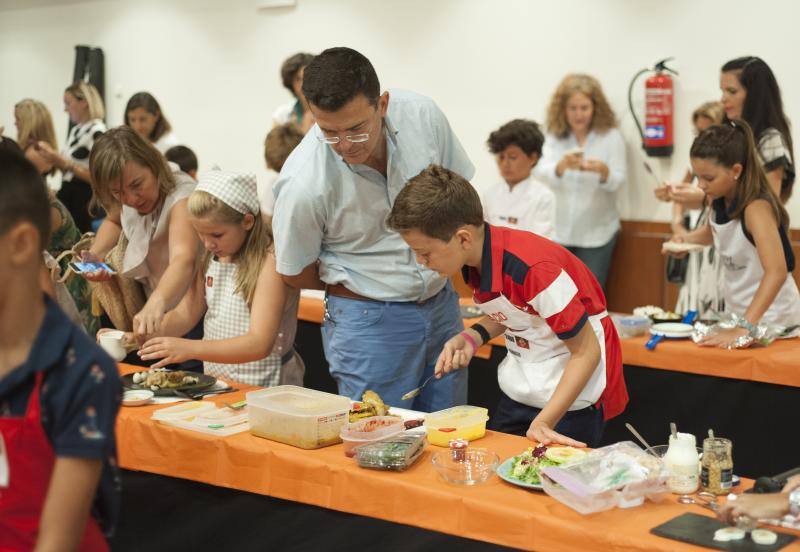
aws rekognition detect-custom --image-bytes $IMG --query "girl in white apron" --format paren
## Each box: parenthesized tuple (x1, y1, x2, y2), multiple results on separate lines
(138, 170, 303, 387)
(667, 120, 800, 348)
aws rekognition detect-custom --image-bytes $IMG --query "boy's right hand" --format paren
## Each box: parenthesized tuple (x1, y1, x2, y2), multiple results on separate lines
(434, 333, 475, 377)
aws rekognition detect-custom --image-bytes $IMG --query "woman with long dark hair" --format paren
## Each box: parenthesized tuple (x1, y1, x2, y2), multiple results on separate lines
(720, 57, 794, 203)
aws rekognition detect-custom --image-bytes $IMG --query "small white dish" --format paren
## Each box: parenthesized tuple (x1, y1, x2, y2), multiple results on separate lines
(122, 389, 154, 407)
(650, 322, 694, 338)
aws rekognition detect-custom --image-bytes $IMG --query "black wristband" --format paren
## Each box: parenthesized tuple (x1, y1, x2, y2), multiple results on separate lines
(471, 323, 491, 345)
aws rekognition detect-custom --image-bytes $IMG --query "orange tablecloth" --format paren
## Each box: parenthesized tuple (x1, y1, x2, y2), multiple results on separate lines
(620, 335, 800, 388)
(298, 295, 800, 388)
(116, 365, 798, 551)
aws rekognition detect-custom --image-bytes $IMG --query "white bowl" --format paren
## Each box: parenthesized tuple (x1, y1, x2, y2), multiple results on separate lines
(123, 390, 154, 407)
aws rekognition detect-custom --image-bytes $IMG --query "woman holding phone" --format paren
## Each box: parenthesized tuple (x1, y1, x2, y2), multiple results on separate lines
(82, 126, 201, 346)
(535, 74, 627, 289)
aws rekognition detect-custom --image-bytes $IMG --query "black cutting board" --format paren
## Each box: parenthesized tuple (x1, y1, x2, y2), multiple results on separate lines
(651, 513, 796, 551)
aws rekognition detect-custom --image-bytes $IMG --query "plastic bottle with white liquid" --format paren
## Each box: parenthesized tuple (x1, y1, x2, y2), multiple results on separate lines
(664, 432, 700, 494)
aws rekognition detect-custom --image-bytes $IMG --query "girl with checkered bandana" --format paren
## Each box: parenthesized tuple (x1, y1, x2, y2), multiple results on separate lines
(138, 170, 303, 387)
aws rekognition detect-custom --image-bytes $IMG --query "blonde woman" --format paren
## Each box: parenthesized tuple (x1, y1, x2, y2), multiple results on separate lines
(14, 98, 58, 174)
(36, 82, 107, 232)
(535, 74, 627, 289)
(138, 171, 303, 387)
(84, 126, 201, 344)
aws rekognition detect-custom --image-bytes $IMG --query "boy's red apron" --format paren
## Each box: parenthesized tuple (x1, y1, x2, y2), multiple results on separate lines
(0, 373, 107, 552)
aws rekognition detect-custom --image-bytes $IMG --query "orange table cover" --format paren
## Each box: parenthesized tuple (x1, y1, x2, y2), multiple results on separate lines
(116, 365, 799, 551)
(299, 295, 800, 387)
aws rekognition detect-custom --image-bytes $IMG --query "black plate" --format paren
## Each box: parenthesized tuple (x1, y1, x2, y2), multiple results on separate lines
(122, 371, 216, 397)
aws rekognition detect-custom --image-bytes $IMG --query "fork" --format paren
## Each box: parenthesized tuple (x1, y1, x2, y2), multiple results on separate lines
(401, 374, 436, 401)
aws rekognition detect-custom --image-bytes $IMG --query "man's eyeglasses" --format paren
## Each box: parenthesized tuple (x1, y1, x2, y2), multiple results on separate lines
(316, 131, 371, 145)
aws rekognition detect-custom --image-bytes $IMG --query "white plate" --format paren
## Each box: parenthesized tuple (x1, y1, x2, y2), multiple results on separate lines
(662, 241, 705, 253)
(122, 390, 154, 407)
(650, 322, 694, 338)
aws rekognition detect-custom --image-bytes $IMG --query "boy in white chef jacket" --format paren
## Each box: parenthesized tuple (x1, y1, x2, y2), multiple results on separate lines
(482, 119, 555, 239)
(388, 165, 628, 447)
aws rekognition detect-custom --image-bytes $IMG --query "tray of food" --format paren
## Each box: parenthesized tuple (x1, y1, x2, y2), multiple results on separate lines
(122, 368, 216, 396)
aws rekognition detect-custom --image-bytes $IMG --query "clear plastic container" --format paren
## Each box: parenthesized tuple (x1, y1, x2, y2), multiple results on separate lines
(246, 385, 351, 449)
(354, 433, 426, 471)
(424, 405, 489, 447)
(339, 416, 404, 457)
(540, 441, 668, 514)
(616, 315, 651, 338)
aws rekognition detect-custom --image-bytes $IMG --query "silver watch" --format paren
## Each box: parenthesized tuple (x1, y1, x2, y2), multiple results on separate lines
(790, 488, 800, 517)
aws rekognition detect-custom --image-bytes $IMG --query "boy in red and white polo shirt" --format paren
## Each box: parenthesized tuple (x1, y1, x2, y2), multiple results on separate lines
(388, 165, 627, 447)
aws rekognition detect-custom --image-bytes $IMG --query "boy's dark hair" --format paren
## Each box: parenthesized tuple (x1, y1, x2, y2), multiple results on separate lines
(691, 120, 788, 229)
(721, 56, 794, 200)
(281, 52, 315, 97)
(124, 91, 171, 142)
(302, 47, 380, 112)
(487, 119, 545, 156)
(264, 124, 304, 172)
(165, 145, 198, 174)
(0, 148, 51, 248)
(388, 165, 483, 241)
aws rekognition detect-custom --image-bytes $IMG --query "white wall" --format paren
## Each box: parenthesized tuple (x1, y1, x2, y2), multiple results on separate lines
(2, 0, 799, 224)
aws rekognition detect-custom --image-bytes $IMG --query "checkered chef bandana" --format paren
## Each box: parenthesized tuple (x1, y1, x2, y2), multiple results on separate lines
(195, 170, 260, 215)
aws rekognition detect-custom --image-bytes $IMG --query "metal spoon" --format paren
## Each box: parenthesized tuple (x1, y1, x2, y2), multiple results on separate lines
(401, 374, 436, 401)
(625, 423, 654, 451)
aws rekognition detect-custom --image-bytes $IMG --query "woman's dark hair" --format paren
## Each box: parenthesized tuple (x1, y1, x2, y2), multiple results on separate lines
(124, 92, 172, 142)
(280, 52, 315, 97)
(691, 120, 788, 229)
(302, 47, 380, 112)
(721, 57, 794, 198)
(487, 119, 544, 156)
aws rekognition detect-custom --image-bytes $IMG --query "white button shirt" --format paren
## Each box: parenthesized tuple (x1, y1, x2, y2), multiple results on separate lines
(271, 89, 475, 302)
(534, 128, 626, 248)
(481, 175, 555, 239)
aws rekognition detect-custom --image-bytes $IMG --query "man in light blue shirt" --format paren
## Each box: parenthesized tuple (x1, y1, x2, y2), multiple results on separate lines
(272, 47, 474, 411)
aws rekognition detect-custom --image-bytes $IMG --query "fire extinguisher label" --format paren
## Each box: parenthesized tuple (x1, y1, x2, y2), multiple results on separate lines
(645, 125, 665, 139)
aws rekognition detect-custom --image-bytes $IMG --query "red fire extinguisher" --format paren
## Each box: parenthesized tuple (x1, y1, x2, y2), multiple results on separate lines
(628, 58, 678, 157)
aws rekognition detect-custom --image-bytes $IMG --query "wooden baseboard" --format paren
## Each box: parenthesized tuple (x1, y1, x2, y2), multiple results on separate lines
(452, 221, 800, 314)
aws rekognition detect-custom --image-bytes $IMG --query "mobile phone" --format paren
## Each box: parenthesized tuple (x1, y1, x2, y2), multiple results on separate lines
(69, 261, 116, 275)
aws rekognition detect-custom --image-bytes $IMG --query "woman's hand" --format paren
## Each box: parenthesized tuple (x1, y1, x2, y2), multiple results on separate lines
(526, 418, 587, 448)
(34, 140, 66, 168)
(654, 184, 672, 202)
(698, 327, 751, 349)
(434, 333, 475, 377)
(78, 251, 114, 282)
(138, 337, 196, 369)
(668, 183, 706, 207)
(580, 158, 610, 182)
(556, 152, 583, 176)
(132, 300, 167, 343)
(718, 493, 790, 525)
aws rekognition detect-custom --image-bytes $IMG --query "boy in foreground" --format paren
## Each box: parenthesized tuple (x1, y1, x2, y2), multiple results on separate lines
(0, 150, 121, 551)
(387, 165, 627, 447)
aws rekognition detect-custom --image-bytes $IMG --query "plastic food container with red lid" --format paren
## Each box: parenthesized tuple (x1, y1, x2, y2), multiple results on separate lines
(340, 416, 404, 457)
